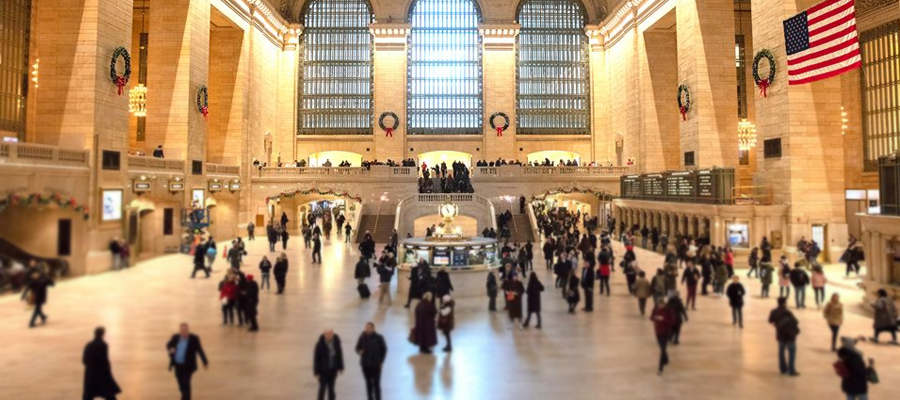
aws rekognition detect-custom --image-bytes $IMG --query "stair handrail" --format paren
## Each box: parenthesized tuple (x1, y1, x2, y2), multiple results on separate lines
(526, 202, 541, 240)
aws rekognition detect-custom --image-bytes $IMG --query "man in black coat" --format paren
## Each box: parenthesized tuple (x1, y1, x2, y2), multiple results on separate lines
(244, 275, 260, 332)
(191, 241, 209, 279)
(314, 329, 344, 400)
(24, 272, 54, 328)
(581, 261, 595, 312)
(166, 323, 208, 400)
(83, 327, 121, 400)
(355, 322, 387, 400)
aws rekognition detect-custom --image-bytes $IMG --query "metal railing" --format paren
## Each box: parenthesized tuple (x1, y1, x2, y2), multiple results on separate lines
(0, 142, 90, 168)
(731, 185, 773, 205)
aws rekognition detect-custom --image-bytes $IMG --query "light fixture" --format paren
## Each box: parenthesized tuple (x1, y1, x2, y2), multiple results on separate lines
(738, 118, 757, 151)
(31, 59, 39, 88)
(841, 106, 848, 135)
(129, 84, 148, 116)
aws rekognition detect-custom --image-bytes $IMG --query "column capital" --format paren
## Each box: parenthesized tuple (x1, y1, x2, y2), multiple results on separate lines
(369, 23, 411, 51)
(585, 25, 604, 51)
(478, 23, 519, 51)
(283, 24, 303, 51)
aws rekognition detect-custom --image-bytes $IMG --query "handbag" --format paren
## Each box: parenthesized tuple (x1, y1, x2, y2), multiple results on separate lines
(505, 291, 515, 301)
(408, 327, 417, 344)
(833, 360, 849, 378)
(867, 367, 879, 384)
(221, 297, 229, 306)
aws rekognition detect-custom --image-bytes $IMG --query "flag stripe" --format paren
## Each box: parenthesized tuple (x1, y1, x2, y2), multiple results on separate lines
(787, 35, 858, 64)
(789, 59, 861, 84)
(808, 0, 843, 14)
(808, 25, 857, 48)
(789, 54, 860, 81)
(809, 11, 855, 37)
(809, 0, 853, 24)
(789, 48, 859, 74)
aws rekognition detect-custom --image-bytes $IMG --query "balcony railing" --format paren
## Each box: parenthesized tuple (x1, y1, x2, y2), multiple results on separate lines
(522, 166, 630, 176)
(0, 142, 90, 168)
(128, 155, 185, 173)
(206, 163, 240, 176)
(258, 165, 629, 179)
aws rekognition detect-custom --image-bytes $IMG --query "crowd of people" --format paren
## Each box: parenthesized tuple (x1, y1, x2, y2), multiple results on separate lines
(417, 161, 474, 193)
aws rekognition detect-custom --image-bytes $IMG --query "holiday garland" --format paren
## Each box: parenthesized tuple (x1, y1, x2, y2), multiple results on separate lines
(489, 112, 510, 137)
(378, 112, 399, 137)
(752, 49, 776, 98)
(196, 85, 209, 120)
(0, 192, 90, 220)
(265, 188, 363, 204)
(110, 47, 132, 96)
(677, 84, 691, 121)
(532, 187, 617, 202)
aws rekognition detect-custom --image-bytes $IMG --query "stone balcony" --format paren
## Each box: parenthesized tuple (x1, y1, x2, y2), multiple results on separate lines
(0, 142, 90, 169)
(255, 164, 631, 182)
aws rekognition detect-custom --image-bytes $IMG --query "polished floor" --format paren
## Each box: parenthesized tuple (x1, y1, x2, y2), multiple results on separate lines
(2, 234, 898, 399)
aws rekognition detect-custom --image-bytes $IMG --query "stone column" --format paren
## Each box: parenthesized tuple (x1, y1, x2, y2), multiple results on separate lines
(587, 26, 612, 164)
(751, 0, 847, 261)
(370, 24, 410, 161)
(480, 24, 519, 161)
(640, 29, 681, 171)
(676, 0, 738, 168)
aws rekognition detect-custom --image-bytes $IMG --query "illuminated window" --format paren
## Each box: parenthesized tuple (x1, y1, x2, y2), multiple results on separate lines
(299, 0, 373, 134)
(0, 0, 31, 138)
(860, 21, 900, 171)
(516, 0, 589, 134)
(407, 0, 483, 134)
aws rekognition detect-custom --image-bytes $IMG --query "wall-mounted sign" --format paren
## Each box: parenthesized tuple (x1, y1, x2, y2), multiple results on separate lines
(101, 189, 123, 222)
(133, 180, 151, 192)
(192, 189, 204, 206)
(169, 182, 185, 191)
(229, 182, 242, 191)
(208, 182, 223, 192)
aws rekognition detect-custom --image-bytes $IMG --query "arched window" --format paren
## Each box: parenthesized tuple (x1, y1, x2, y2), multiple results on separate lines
(299, 0, 373, 134)
(516, 0, 590, 134)
(0, 0, 31, 139)
(407, 0, 483, 134)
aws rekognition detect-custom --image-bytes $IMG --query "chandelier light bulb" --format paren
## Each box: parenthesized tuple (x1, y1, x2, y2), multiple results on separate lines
(738, 118, 757, 151)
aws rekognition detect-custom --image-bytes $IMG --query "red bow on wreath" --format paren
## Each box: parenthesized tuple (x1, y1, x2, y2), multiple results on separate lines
(201, 106, 209, 121)
(496, 127, 504, 137)
(385, 128, 393, 138)
(115, 77, 127, 96)
(679, 106, 687, 121)
(758, 78, 769, 97)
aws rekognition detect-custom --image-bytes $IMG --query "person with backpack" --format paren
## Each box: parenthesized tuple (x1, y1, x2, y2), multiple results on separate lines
(651, 299, 675, 375)
(760, 254, 775, 298)
(871, 288, 899, 344)
(726, 276, 746, 328)
(836, 337, 877, 400)
(778, 256, 791, 298)
(789, 262, 810, 309)
(768, 297, 800, 376)
(634, 271, 652, 316)
(667, 291, 688, 345)
(747, 247, 760, 278)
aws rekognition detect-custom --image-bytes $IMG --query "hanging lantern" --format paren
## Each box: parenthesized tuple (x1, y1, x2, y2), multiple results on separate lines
(738, 118, 757, 151)
(129, 83, 148, 117)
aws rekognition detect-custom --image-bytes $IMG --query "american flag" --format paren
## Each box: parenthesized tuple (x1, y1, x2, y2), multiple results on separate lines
(783, 0, 861, 85)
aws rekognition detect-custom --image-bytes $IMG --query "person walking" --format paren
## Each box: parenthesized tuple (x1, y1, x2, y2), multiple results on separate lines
(355, 323, 387, 400)
(435, 267, 454, 305)
(760, 258, 775, 298)
(505, 274, 526, 329)
(344, 223, 353, 243)
(768, 297, 800, 376)
(667, 291, 688, 345)
(280, 212, 289, 228)
(22, 270, 54, 328)
(837, 337, 875, 400)
(247, 221, 255, 240)
(273, 253, 289, 294)
(486, 270, 498, 312)
(597, 259, 611, 297)
(681, 261, 700, 310)
(870, 288, 898, 344)
(244, 275, 260, 332)
(790, 262, 810, 309)
(219, 274, 237, 325)
(650, 269, 666, 304)
(166, 323, 209, 400)
(714, 257, 728, 296)
(109, 239, 122, 271)
(726, 276, 746, 328)
(355, 256, 371, 286)
(267, 225, 278, 252)
(747, 247, 760, 278)
(823, 293, 843, 352)
(191, 241, 210, 279)
(258, 256, 272, 292)
(438, 295, 455, 352)
(204, 238, 217, 272)
(312, 233, 323, 264)
(376, 260, 394, 305)
(523, 271, 544, 329)
(811, 266, 828, 309)
(82, 327, 121, 400)
(313, 329, 344, 400)
(404, 261, 424, 308)
(581, 261, 595, 312)
(566, 269, 581, 314)
(413, 293, 438, 353)
(281, 229, 290, 250)
(651, 299, 675, 375)
(634, 271, 652, 316)
(778, 256, 791, 298)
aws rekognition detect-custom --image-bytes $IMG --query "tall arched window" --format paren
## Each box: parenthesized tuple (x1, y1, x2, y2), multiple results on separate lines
(0, 0, 31, 139)
(299, 0, 373, 134)
(407, 0, 483, 134)
(516, 0, 590, 134)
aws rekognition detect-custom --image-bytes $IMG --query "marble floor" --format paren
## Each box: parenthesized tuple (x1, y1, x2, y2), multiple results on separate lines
(2, 235, 898, 400)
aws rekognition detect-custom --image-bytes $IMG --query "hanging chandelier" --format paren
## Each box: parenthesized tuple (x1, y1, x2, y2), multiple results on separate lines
(129, 84, 148, 117)
(738, 118, 757, 151)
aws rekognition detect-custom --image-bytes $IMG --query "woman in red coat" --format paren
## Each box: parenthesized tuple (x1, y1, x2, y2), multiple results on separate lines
(219, 275, 237, 325)
(414, 293, 438, 354)
(651, 299, 675, 375)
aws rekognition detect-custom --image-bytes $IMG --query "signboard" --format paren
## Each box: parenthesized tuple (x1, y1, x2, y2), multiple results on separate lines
(101, 189, 123, 221)
(133, 181, 151, 192)
(697, 170, 714, 197)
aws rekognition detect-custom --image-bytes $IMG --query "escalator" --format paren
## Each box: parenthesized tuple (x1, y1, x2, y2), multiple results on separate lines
(0, 236, 69, 292)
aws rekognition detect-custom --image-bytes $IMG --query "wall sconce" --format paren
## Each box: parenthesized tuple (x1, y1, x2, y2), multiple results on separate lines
(229, 179, 242, 192)
(209, 179, 223, 192)
(168, 177, 185, 193)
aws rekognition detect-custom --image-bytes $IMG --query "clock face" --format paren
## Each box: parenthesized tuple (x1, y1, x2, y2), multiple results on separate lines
(441, 204, 456, 217)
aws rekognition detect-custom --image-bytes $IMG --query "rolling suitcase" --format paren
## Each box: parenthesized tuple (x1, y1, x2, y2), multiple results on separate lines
(358, 283, 371, 299)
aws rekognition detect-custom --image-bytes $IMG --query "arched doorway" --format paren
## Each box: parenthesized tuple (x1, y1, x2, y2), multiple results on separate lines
(308, 151, 363, 167)
(526, 150, 580, 165)
(417, 151, 472, 169)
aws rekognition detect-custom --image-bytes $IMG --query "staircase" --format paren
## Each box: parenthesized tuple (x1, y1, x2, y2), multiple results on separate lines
(508, 213, 535, 242)
(357, 215, 395, 244)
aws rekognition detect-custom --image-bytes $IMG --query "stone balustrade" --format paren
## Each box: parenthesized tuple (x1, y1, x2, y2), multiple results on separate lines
(0, 142, 90, 168)
(206, 163, 241, 176)
(127, 156, 186, 173)
(259, 165, 630, 180)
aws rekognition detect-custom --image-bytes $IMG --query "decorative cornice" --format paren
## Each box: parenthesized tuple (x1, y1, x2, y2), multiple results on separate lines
(585, 25, 604, 51)
(283, 23, 303, 51)
(479, 23, 520, 51)
(369, 23, 412, 51)
(215, 0, 293, 49)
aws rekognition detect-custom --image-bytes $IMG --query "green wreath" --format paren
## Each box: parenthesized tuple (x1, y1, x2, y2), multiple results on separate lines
(752, 49, 776, 97)
(677, 84, 690, 121)
(196, 85, 209, 120)
(110, 47, 131, 95)
(379, 112, 399, 137)
(489, 112, 510, 136)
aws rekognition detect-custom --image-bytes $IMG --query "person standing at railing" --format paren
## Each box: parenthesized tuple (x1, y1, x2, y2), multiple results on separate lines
(152, 145, 164, 158)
